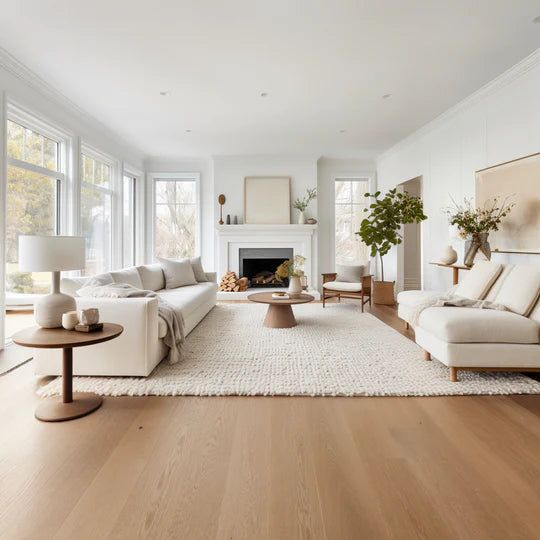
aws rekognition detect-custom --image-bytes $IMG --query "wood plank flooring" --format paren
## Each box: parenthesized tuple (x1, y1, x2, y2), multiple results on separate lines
(0, 302, 539, 539)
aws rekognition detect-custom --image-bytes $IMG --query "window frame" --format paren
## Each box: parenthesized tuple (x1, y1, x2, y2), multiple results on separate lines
(333, 175, 374, 266)
(121, 167, 140, 267)
(147, 172, 201, 262)
(80, 144, 120, 274)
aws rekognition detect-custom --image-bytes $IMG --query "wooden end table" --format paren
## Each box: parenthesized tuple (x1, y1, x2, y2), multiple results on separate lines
(12, 323, 123, 422)
(429, 262, 471, 285)
(247, 292, 314, 328)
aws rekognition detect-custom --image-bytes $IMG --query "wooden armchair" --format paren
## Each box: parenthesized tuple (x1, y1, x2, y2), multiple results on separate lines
(321, 272, 373, 311)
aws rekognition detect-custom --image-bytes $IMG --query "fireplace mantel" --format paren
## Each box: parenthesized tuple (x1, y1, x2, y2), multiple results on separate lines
(215, 223, 319, 296)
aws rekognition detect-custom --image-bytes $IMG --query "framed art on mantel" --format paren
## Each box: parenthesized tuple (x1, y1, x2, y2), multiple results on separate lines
(244, 176, 291, 224)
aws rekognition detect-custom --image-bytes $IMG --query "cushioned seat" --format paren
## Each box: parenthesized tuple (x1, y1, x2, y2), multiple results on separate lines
(157, 282, 218, 319)
(397, 290, 442, 306)
(418, 307, 539, 344)
(323, 281, 362, 292)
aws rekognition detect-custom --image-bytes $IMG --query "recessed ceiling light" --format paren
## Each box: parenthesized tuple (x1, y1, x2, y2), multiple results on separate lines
(159, 91, 168, 96)
(534, 15, 540, 23)
(382, 94, 391, 99)
(185, 129, 192, 133)
(339, 129, 346, 133)
(260, 92, 268, 97)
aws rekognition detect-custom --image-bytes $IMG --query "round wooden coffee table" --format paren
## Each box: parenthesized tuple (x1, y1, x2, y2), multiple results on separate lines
(12, 323, 123, 422)
(247, 292, 314, 328)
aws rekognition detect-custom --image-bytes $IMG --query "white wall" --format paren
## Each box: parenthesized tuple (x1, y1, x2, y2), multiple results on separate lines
(377, 49, 540, 292)
(143, 157, 214, 269)
(316, 157, 376, 282)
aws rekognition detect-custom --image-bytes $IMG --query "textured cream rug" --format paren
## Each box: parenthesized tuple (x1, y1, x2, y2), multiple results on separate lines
(39, 304, 540, 397)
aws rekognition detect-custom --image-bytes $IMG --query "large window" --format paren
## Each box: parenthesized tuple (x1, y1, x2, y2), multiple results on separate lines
(153, 176, 198, 259)
(122, 174, 136, 267)
(81, 153, 113, 275)
(5, 119, 62, 294)
(335, 178, 370, 264)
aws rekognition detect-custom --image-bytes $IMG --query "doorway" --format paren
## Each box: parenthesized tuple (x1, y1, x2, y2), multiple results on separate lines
(397, 176, 422, 292)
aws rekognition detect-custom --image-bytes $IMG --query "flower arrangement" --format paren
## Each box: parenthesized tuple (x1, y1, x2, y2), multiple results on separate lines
(444, 196, 514, 238)
(293, 188, 317, 212)
(276, 255, 306, 279)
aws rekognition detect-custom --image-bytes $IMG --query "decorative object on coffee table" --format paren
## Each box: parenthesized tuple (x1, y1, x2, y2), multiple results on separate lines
(218, 194, 226, 224)
(248, 292, 314, 328)
(357, 189, 427, 305)
(276, 255, 306, 298)
(18, 235, 85, 328)
(12, 323, 123, 422)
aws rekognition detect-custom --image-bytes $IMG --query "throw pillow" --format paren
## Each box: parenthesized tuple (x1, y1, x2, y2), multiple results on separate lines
(190, 256, 208, 282)
(158, 257, 197, 288)
(110, 267, 143, 289)
(336, 262, 370, 283)
(137, 263, 166, 291)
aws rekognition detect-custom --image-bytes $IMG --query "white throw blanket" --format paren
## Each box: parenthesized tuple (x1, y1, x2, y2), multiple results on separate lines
(409, 293, 507, 329)
(76, 283, 185, 364)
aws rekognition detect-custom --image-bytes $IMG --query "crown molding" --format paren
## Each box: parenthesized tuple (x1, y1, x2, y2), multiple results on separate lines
(377, 47, 540, 163)
(0, 46, 146, 159)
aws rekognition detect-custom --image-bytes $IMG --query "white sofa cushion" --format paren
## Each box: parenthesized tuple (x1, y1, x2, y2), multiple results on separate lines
(190, 256, 208, 282)
(158, 257, 197, 288)
(397, 290, 442, 307)
(137, 263, 165, 291)
(110, 267, 143, 289)
(453, 261, 503, 300)
(418, 306, 539, 344)
(157, 282, 218, 319)
(335, 262, 370, 283)
(323, 281, 362, 292)
(492, 265, 540, 316)
(61, 273, 113, 296)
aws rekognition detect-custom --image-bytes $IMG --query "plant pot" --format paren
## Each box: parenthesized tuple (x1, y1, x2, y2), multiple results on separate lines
(464, 233, 491, 267)
(288, 275, 302, 298)
(372, 280, 395, 305)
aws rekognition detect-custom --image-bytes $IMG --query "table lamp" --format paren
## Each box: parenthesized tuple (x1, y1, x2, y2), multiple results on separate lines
(18, 235, 86, 328)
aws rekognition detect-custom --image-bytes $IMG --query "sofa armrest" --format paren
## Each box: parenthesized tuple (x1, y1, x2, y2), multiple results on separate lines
(322, 272, 337, 284)
(205, 272, 217, 283)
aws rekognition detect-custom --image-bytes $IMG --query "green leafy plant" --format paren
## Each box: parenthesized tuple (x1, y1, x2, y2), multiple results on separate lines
(444, 196, 514, 238)
(293, 188, 317, 212)
(357, 189, 427, 281)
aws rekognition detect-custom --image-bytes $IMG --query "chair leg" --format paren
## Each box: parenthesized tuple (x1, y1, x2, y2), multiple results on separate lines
(423, 350, 431, 361)
(361, 293, 364, 312)
(323, 293, 325, 307)
(338, 294, 341, 303)
(406, 322, 409, 330)
(449, 367, 458, 382)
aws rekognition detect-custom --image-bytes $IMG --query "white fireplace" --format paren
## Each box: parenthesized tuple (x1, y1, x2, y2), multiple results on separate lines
(215, 224, 319, 298)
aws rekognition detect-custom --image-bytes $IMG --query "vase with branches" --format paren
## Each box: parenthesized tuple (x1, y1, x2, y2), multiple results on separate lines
(444, 196, 514, 266)
(293, 188, 317, 224)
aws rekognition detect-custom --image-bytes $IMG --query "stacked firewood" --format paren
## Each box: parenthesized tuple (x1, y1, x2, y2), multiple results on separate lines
(218, 272, 249, 292)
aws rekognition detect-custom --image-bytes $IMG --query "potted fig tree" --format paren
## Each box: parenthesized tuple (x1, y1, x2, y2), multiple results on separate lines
(357, 188, 427, 305)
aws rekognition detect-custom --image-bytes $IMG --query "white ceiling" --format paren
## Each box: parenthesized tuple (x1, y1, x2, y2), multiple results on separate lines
(1, 0, 539, 159)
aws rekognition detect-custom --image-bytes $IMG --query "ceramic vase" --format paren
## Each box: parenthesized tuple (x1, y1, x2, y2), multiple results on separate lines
(288, 275, 302, 298)
(464, 233, 491, 267)
(439, 245, 458, 265)
(297, 210, 305, 224)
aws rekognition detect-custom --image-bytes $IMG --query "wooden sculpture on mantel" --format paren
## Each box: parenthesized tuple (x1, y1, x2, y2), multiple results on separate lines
(218, 194, 226, 224)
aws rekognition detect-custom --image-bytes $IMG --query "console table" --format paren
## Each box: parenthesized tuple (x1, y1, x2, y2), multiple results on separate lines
(12, 323, 123, 422)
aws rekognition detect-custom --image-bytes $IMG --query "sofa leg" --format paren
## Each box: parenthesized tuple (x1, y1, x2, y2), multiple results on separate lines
(449, 367, 458, 382)
(423, 350, 431, 361)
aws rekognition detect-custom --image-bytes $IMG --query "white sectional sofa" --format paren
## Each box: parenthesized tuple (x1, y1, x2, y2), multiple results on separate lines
(397, 261, 540, 381)
(33, 263, 218, 377)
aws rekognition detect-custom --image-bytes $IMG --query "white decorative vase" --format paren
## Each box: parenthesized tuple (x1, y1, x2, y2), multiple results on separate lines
(297, 210, 305, 224)
(439, 245, 458, 265)
(288, 276, 302, 298)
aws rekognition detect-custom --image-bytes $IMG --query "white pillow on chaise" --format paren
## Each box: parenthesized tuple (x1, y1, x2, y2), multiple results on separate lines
(158, 257, 197, 288)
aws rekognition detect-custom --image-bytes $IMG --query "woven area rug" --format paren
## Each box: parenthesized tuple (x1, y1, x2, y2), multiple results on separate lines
(39, 304, 540, 397)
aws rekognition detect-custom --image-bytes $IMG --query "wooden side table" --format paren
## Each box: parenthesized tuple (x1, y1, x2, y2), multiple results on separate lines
(12, 323, 123, 422)
(429, 262, 471, 285)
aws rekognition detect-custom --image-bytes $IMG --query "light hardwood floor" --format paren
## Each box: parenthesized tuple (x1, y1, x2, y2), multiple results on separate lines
(1, 302, 539, 539)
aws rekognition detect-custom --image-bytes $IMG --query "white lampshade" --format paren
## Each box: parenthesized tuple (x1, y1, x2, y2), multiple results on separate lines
(19, 235, 85, 272)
